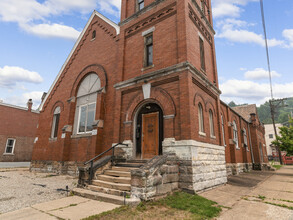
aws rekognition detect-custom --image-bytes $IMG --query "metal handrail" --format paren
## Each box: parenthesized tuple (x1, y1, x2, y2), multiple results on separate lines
(84, 143, 128, 183)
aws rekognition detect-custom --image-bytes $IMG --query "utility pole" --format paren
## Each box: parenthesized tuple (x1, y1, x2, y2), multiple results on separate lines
(269, 98, 287, 165)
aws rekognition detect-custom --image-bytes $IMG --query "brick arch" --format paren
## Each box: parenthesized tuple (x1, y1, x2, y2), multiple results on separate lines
(70, 64, 107, 97)
(193, 93, 206, 111)
(126, 87, 176, 122)
(50, 101, 64, 114)
(206, 101, 217, 116)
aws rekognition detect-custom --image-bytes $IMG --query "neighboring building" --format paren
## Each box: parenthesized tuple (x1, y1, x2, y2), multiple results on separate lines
(0, 100, 39, 162)
(31, 0, 268, 197)
(264, 123, 282, 156)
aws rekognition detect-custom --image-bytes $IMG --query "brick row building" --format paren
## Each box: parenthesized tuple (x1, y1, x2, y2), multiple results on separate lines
(31, 0, 268, 193)
(0, 100, 39, 162)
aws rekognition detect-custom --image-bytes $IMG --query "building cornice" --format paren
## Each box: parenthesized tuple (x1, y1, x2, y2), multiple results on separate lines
(0, 102, 39, 114)
(114, 62, 221, 96)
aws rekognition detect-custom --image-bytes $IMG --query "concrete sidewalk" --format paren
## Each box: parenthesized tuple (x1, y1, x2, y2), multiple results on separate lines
(0, 196, 120, 220)
(200, 166, 293, 220)
(0, 162, 30, 168)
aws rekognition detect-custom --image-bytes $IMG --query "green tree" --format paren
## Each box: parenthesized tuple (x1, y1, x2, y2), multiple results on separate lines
(228, 101, 237, 107)
(272, 119, 293, 156)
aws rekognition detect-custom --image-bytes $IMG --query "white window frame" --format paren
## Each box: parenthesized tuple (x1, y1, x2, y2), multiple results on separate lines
(4, 138, 16, 155)
(209, 109, 215, 138)
(233, 121, 239, 149)
(198, 103, 205, 135)
(221, 115, 226, 146)
(77, 102, 96, 134)
(51, 106, 61, 139)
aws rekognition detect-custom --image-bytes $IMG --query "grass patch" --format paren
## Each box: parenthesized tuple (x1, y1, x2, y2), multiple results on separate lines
(272, 165, 282, 170)
(258, 195, 266, 200)
(82, 192, 221, 220)
(69, 203, 77, 207)
(265, 202, 293, 210)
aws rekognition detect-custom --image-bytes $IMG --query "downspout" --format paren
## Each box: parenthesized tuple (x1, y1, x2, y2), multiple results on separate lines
(248, 123, 255, 164)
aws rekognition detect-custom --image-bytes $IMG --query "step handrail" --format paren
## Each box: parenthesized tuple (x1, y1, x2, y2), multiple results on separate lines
(84, 143, 128, 183)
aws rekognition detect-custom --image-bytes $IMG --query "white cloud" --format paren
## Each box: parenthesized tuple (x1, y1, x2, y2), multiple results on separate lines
(4, 91, 44, 109)
(21, 23, 80, 40)
(212, 0, 258, 18)
(244, 68, 281, 80)
(216, 18, 284, 47)
(283, 29, 293, 48)
(0, 66, 43, 88)
(220, 79, 293, 105)
(0, 0, 121, 40)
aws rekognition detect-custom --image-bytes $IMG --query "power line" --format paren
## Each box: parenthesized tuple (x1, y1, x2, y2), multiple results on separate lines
(260, 0, 283, 165)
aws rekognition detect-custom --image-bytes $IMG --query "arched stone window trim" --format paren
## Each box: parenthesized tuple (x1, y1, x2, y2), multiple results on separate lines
(51, 106, 61, 139)
(198, 103, 205, 135)
(209, 109, 215, 138)
(233, 120, 239, 149)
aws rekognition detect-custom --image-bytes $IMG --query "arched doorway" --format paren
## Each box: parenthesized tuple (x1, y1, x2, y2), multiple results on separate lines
(135, 103, 163, 159)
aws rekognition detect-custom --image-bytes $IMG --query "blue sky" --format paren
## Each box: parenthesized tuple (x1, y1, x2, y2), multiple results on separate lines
(0, 0, 292, 109)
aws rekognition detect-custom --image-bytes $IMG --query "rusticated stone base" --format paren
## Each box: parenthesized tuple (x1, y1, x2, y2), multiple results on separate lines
(113, 140, 133, 160)
(226, 163, 253, 176)
(163, 138, 227, 193)
(30, 160, 83, 176)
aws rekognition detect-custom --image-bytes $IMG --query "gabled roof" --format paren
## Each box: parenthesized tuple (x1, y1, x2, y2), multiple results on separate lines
(39, 11, 120, 111)
(232, 104, 257, 122)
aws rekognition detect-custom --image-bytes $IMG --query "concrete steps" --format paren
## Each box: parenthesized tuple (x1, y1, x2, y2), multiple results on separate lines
(76, 159, 147, 204)
(72, 188, 139, 205)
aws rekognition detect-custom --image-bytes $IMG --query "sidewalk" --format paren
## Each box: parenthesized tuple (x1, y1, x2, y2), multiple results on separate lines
(0, 196, 120, 220)
(200, 166, 293, 220)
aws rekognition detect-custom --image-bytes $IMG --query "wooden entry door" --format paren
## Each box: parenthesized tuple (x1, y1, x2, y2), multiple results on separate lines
(142, 112, 159, 159)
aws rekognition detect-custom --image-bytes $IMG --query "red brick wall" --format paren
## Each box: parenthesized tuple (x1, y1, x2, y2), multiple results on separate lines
(0, 104, 39, 162)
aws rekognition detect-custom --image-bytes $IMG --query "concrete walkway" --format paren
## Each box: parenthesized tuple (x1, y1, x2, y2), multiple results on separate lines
(0, 162, 30, 168)
(0, 196, 120, 220)
(200, 166, 293, 220)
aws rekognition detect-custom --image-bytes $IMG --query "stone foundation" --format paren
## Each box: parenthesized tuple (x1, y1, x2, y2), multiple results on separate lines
(30, 160, 82, 176)
(226, 163, 253, 176)
(163, 138, 227, 192)
(131, 153, 179, 200)
(113, 140, 133, 160)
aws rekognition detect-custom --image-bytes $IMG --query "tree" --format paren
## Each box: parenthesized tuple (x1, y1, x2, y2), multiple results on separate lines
(272, 119, 293, 156)
(228, 101, 237, 107)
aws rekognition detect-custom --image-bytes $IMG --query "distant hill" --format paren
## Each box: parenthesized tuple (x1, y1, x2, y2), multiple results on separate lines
(228, 98, 293, 124)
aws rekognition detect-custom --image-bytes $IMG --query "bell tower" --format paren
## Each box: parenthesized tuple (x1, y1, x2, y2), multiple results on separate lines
(121, 0, 158, 21)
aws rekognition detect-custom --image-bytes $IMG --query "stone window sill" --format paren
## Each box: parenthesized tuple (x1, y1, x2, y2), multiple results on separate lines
(236, 147, 240, 150)
(210, 135, 216, 139)
(3, 153, 14, 156)
(71, 133, 92, 139)
(141, 64, 154, 71)
(199, 131, 206, 137)
(49, 138, 57, 142)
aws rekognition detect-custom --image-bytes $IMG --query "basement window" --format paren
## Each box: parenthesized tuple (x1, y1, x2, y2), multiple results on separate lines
(4, 138, 16, 154)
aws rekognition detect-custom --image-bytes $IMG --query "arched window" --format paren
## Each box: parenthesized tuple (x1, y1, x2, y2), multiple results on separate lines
(92, 30, 96, 40)
(243, 128, 248, 147)
(233, 121, 239, 148)
(221, 115, 226, 146)
(198, 103, 204, 133)
(209, 110, 215, 137)
(74, 73, 101, 134)
(51, 106, 60, 138)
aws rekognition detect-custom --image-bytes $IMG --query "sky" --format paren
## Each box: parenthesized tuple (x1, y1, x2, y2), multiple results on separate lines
(0, 0, 292, 109)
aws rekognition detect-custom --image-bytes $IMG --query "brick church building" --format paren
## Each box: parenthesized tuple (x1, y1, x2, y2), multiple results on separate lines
(31, 0, 268, 198)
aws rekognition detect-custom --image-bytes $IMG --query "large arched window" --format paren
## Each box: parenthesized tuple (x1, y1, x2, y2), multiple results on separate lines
(233, 121, 239, 148)
(51, 106, 60, 138)
(209, 109, 215, 137)
(198, 103, 204, 133)
(74, 73, 101, 134)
